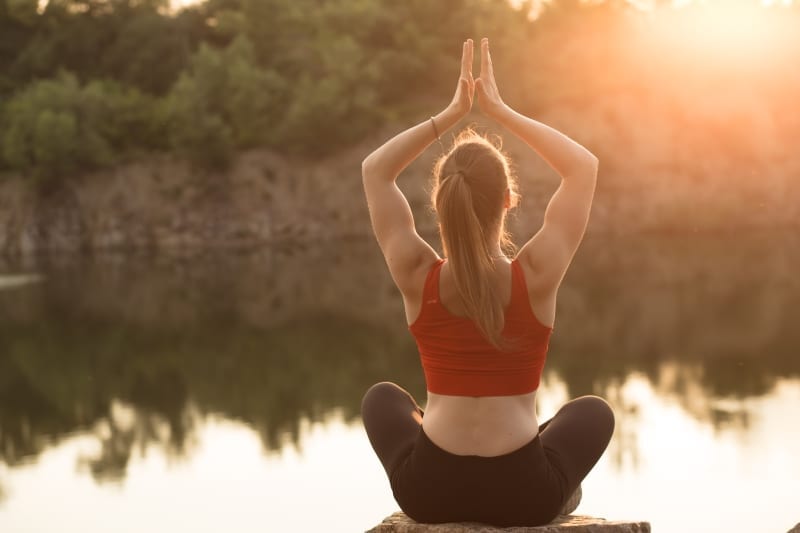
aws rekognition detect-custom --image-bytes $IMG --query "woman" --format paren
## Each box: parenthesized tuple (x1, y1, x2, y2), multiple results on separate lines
(360, 38, 614, 527)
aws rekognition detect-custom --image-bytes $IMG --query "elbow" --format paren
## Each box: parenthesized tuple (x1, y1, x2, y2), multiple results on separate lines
(361, 155, 376, 184)
(362, 153, 395, 186)
(563, 154, 598, 187)
(583, 153, 599, 184)
(565, 154, 597, 184)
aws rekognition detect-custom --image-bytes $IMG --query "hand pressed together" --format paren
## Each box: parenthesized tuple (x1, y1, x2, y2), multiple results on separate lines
(448, 37, 506, 120)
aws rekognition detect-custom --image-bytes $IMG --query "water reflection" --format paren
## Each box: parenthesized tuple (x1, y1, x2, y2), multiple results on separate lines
(0, 232, 798, 484)
(0, 376, 798, 533)
(581, 376, 800, 533)
(77, 397, 195, 484)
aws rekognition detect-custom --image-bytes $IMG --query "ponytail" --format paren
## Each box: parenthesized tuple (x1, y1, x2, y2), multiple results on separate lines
(435, 172, 507, 349)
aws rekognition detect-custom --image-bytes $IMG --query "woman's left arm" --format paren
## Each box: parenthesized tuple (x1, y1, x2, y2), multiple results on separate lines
(362, 39, 474, 291)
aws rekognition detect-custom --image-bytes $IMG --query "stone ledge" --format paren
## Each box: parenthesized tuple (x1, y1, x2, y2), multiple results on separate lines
(367, 512, 651, 533)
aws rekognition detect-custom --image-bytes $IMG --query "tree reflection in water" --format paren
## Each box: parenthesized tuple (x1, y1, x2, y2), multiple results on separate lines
(76, 372, 193, 483)
(0, 231, 798, 482)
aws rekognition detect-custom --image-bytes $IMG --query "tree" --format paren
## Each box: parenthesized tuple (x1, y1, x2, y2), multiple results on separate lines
(166, 36, 287, 168)
(1, 73, 159, 179)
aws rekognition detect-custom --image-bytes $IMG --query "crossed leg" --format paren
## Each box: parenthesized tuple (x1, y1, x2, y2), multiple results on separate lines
(538, 395, 616, 512)
(361, 382, 615, 515)
(361, 382, 424, 476)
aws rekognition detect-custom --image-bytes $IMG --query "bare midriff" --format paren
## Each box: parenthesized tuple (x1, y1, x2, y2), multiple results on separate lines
(422, 390, 539, 457)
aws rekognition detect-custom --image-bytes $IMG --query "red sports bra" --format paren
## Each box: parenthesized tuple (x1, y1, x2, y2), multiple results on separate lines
(408, 258, 552, 397)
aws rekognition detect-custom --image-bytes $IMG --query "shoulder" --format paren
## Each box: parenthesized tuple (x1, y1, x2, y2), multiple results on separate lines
(392, 248, 441, 299)
(398, 254, 443, 326)
(513, 252, 557, 297)
(512, 255, 558, 328)
(515, 226, 575, 294)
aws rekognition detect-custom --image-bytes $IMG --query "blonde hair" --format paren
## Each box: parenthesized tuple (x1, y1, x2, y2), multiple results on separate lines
(431, 129, 520, 349)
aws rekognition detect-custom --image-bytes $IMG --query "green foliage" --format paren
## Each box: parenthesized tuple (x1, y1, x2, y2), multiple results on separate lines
(2, 73, 103, 178)
(0, 0, 559, 173)
(277, 34, 381, 153)
(31, 110, 79, 172)
(98, 12, 192, 95)
(1, 73, 160, 179)
(2, 0, 204, 96)
(4, 0, 38, 24)
(165, 36, 286, 167)
(2, 0, 800, 178)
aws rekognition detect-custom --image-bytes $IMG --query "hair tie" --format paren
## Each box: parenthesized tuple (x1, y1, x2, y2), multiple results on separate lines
(443, 170, 465, 183)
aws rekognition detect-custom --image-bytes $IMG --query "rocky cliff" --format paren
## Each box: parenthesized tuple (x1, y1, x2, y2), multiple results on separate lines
(2, 113, 798, 256)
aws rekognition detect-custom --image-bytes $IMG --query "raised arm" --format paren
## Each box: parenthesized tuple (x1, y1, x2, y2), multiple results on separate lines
(475, 38, 598, 290)
(362, 39, 475, 293)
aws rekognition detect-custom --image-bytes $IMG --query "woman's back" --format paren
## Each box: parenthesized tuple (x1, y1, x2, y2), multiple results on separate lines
(410, 256, 555, 456)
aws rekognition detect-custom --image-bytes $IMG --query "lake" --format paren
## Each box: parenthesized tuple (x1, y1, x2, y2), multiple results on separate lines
(0, 232, 798, 533)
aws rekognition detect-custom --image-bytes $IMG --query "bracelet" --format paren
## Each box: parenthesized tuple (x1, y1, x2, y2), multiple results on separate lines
(429, 116, 445, 152)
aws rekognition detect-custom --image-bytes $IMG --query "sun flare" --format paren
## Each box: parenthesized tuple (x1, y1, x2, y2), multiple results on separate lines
(640, 0, 797, 67)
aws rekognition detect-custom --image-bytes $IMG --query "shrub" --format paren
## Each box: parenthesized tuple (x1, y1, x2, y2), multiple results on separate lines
(165, 35, 287, 168)
(0, 72, 160, 180)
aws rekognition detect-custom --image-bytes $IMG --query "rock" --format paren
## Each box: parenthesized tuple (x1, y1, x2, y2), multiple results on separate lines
(0, 274, 43, 290)
(366, 512, 650, 533)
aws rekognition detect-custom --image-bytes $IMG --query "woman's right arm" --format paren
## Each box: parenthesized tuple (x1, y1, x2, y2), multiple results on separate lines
(476, 38, 598, 289)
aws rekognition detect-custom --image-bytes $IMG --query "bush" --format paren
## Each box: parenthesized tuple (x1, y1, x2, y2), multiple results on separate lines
(1, 72, 161, 180)
(165, 35, 287, 168)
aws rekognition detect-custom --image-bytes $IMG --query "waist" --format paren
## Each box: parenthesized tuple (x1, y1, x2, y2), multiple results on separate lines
(422, 391, 539, 457)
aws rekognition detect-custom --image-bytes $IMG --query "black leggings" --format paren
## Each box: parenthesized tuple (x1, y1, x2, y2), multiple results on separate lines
(361, 382, 614, 527)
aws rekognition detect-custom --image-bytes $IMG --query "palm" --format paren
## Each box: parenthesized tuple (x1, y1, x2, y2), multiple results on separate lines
(476, 82, 500, 109)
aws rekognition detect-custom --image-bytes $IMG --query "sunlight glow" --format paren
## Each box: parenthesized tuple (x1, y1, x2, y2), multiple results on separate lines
(637, 0, 797, 70)
(667, 3, 786, 51)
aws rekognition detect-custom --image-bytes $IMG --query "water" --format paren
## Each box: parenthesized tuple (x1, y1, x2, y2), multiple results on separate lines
(0, 233, 798, 533)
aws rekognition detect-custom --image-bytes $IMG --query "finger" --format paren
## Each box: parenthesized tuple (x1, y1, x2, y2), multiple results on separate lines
(483, 38, 495, 79)
(480, 38, 489, 79)
(461, 40, 469, 78)
(467, 39, 474, 80)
